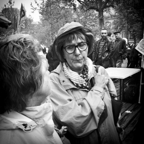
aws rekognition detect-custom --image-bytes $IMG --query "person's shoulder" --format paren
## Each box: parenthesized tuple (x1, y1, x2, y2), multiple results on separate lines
(118, 38, 125, 42)
(93, 40, 99, 47)
(95, 38, 101, 43)
(107, 39, 112, 44)
(50, 64, 62, 77)
(120, 39, 126, 45)
(94, 39, 101, 46)
(0, 129, 17, 144)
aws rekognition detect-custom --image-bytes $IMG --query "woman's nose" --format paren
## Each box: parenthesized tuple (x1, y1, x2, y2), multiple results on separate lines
(74, 47, 81, 55)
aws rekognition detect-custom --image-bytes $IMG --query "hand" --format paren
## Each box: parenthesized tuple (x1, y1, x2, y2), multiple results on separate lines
(94, 73, 108, 88)
(59, 126, 67, 135)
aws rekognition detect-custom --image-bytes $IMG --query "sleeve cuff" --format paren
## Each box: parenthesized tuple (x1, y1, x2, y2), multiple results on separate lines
(91, 86, 104, 93)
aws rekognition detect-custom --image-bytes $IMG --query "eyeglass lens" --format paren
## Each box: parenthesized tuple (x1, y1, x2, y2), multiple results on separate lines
(64, 42, 87, 54)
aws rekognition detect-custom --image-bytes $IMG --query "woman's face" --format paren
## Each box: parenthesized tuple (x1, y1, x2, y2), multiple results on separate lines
(33, 51, 51, 102)
(63, 36, 88, 73)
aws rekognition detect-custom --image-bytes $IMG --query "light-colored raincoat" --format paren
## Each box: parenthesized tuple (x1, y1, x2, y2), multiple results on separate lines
(0, 97, 62, 144)
(49, 63, 120, 144)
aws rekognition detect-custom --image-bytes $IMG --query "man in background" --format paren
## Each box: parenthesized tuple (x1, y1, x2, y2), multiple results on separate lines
(92, 29, 113, 68)
(112, 31, 127, 67)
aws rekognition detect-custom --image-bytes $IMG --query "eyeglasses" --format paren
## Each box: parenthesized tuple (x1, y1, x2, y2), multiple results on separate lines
(64, 42, 87, 54)
(101, 33, 107, 34)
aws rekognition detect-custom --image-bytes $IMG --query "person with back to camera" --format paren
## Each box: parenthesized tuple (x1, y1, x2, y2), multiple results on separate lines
(49, 22, 121, 144)
(0, 33, 64, 144)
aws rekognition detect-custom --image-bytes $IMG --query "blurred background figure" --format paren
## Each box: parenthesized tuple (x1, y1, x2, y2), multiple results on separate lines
(107, 32, 112, 42)
(112, 31, 128, 68)
(92, 29, 113, 68)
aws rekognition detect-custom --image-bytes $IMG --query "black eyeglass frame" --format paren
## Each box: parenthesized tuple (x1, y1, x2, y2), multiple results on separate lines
(63, 42, 88, 54)
(101, 33, 107, 34)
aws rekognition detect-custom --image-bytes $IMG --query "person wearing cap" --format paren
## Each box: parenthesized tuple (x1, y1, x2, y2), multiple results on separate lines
(112, 31, 127, 67)
(49, 22, 121, 144)
(92, 29, 113, 68)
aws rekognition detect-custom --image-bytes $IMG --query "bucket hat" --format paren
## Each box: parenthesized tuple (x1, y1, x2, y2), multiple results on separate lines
(53, 22, 94, 61)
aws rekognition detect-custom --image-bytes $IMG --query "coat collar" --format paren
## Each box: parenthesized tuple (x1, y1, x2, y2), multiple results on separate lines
(52, 63, 89, 91)
(0, 111, 37, 131)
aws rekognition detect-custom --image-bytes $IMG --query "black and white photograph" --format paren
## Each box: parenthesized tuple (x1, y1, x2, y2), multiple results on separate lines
(0, 0, 144, 144)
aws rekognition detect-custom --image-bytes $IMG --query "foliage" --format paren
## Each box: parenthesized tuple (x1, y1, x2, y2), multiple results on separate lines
(114, 0, 144, 40)
(73, 8, 99, 37)
(61, 0, 116, 29)
(29, 0, 119, 45)
(31, 0, 78, 47)
(1, 0, 19, 37)
(20, 18, 49, 45)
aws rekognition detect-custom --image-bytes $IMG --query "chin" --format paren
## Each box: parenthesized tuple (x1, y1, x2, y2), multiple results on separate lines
(74, 65, 84, 72)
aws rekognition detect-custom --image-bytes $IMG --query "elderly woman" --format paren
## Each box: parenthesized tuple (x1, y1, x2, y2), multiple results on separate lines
(49, 22, 121, 144)
(0, 34, 63, 144)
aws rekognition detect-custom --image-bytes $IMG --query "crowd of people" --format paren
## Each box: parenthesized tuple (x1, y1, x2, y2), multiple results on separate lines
(0, 21, 138, 144)
(91, 29, 128, 68)
(47, 26, 139, 72)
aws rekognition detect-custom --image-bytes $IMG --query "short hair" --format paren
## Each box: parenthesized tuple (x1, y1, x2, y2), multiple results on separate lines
(0, 34, 43, 113)
(101, 28, 107, 32)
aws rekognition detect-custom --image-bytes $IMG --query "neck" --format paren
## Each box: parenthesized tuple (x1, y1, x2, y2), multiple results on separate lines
(26, 95, 47, 107)
(66, 62, 84, 73)
(72, 66, 84, 73)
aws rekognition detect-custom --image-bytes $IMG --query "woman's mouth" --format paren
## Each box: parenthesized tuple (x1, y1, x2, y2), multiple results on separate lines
(74, 58, 83, 62)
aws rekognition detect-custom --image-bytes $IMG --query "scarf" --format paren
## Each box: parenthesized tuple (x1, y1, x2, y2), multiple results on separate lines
(63, 57, 96, 89)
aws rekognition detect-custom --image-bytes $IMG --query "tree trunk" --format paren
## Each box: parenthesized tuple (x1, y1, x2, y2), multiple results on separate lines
(98, 9, 104, 30)
(142, 22, 144, 38)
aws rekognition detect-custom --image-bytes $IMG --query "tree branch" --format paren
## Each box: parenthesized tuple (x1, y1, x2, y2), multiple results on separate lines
(102, 0, 114, 9)
(77, 0, 99, 11)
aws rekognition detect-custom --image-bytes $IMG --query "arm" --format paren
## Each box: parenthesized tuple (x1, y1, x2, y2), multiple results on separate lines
(96, 66, 117, 97)
(50, 72, 105, 137)
(107, 41, 114, 57)
(120, 40, 127, 59)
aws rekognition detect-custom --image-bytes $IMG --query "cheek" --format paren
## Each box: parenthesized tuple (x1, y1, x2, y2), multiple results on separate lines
(83, 49, 88, 57)
(63, 51, 71, 62)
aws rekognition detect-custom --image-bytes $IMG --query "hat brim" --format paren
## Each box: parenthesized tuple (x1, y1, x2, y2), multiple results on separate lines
(114, 31, 120, 34)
